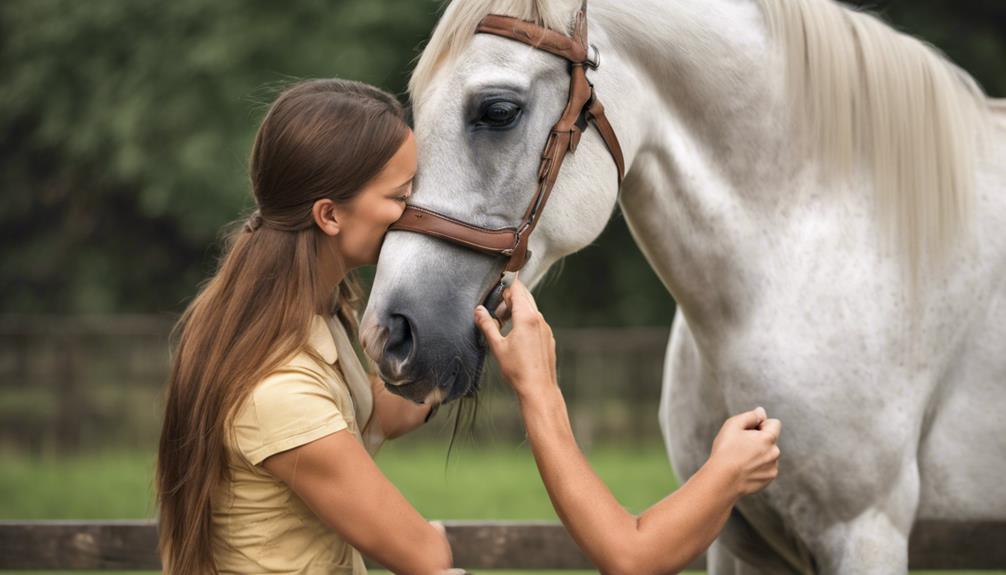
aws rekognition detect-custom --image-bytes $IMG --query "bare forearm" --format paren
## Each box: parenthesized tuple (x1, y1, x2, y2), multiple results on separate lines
(322, 494, 449, 575)
(265, 433, 452, 574)
(519, 386, 739, 575)
(518, 386, 640, 570)
(633, 460, 738, 572)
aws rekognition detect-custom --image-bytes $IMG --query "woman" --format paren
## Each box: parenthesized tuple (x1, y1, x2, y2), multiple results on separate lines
(156, 79, 454, 574)
(474, 281, 782, 574)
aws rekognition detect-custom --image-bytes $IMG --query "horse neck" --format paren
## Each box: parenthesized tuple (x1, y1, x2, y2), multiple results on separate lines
(594, 0, 796, 336)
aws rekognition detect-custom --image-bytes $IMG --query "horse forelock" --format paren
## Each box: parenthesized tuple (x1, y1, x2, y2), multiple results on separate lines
(409, 0, 582, 106)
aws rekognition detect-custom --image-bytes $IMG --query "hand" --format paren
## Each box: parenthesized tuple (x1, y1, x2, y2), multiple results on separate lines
(473, 279, 558, 403)
(708, 407, 781, 497)
(370, 374, 436, 442)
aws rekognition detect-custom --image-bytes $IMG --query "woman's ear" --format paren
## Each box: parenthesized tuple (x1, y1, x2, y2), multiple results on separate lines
(312, 198, 341, 237)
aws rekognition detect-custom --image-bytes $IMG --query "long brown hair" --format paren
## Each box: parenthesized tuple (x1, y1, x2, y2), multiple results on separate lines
(156, 79, 408, 575)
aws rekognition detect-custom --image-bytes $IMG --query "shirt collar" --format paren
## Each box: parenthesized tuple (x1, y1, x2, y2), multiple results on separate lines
(307, 314, 339, 364)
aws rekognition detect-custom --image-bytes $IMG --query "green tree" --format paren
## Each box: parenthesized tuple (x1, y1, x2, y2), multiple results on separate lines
(0, 0, 437, 313)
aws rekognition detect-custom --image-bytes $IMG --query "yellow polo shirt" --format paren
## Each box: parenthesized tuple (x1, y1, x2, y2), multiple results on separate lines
(212, 314, 369, 575)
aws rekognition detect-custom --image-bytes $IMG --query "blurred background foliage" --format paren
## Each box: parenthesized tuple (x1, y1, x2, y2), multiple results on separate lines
(1, 0, 436, 315)
(1, 0, 1003, 324)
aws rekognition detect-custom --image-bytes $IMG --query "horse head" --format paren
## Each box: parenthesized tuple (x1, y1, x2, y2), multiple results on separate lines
(361, 0, 629, 404)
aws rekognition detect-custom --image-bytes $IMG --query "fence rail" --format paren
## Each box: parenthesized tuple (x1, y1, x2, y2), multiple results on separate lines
(2, 520, 1005, 571)
(0, 316, 672, 451)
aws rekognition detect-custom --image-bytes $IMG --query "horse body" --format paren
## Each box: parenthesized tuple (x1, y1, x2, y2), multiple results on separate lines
(650, 116, 1006, 572)
(613, 2, 1006, 571)
(363, 0, 1006, 571)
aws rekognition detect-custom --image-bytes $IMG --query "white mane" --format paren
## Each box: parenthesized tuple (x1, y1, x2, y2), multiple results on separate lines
(411, 0, 992, 278)
(763, 0, 989, 278)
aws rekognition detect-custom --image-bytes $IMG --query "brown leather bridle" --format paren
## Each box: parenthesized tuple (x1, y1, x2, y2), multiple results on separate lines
(390, 1, 624, 303)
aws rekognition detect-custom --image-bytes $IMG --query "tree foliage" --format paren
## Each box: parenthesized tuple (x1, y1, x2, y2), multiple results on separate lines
(1, 0, 434, 313)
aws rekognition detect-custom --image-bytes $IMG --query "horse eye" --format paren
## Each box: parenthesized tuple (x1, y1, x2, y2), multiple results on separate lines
(479, 101, 521, 129)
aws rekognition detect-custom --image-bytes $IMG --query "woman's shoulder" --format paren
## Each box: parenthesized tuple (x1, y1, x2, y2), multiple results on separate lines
(268, 350, 338, 387)
(250, 360, 335, 403)
(230, 360, 351, 466)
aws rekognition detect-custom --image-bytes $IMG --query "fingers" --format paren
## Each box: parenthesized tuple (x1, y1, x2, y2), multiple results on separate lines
(519, 279, 540, 313)
(475, 279, 548, 350)
(730, 407, 768, 430)
(494, 279, 542, 330)
(763, 445, 781, 480)
(507, 279, 540, 318)
(429, 520, 446, 536)
(474, 305, 504, 349)
(493, 300, 511, 323)
(761, 418, 782, 443)
(502, 284, 513, 314)
(769, 445, 782, 462)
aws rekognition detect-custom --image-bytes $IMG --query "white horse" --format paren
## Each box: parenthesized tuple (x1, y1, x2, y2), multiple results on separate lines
(361, 0, 1006, 572)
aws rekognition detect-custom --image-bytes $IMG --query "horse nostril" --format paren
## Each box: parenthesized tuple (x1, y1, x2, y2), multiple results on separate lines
(385, 313, 415, 365)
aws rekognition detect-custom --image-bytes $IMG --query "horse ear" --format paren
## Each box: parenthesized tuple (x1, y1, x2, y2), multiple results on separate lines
(573, 0, 588, 40)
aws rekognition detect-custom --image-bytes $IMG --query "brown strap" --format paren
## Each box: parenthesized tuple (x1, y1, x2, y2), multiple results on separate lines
(476, 15, 588, 63)
(390, 206, 519, 256)
(587, 97, 625, 182)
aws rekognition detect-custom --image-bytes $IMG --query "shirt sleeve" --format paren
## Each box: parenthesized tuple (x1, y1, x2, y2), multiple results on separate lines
(231, 368, 349, 465)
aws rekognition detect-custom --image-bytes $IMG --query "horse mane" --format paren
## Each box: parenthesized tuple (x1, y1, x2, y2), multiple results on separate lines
(412, 0, 991, 279)
(761, 0, 990, 278)
(409, 0, 580, 103)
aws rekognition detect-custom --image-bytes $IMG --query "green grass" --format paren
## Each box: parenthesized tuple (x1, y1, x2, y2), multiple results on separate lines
(0, 442, 675, 521)
(0, 444, 1001, 574)
(0, 450, 158, 519)
(375, 440, 678, 520)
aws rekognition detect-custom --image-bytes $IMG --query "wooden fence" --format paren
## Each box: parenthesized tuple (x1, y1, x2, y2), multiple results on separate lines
(2, 520, 1006, 571)
(0, 316, 670, 451)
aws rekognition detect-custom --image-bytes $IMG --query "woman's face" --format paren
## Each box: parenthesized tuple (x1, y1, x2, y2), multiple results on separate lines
(332, 130, 416, 269)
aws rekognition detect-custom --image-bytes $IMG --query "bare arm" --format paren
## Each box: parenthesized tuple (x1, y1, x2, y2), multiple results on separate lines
(518, 385, 776, 574)
(475, 280, 781, 575)
(262, 430, 452, 574)
(370, 373, 435, 440)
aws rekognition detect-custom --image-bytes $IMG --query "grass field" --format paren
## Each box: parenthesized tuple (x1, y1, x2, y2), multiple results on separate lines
(0, 441, 676, 520)
(0, 441, 1000, 574)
